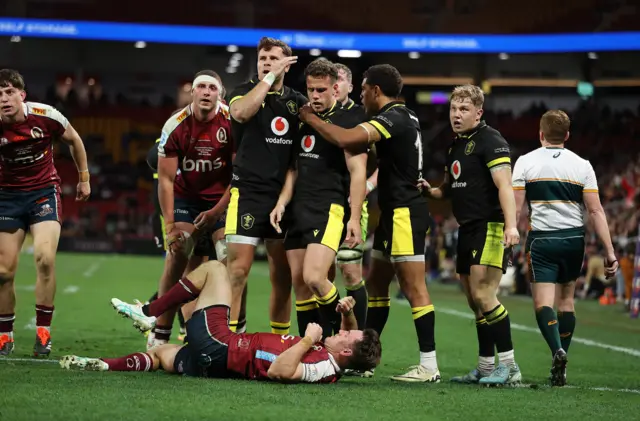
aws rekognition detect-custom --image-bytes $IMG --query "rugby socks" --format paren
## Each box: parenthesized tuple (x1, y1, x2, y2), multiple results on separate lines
(366, 296, 390, 336)
(144, 278, 200, 317)
(153, 325, 172, 341)
(315, 285, 341, 338)
(476, 317, 495, 375)
(35, 305, 54, 331)
(484, 304, 516, 368)
(147, 291, 158, 304)
(535, 306, 562, 355)
(103, 352, 153, 371)
(270, 321, 291, 335)
(229, 317, 247, 333)
(0, 313, 15, 334)
(295, 298, 320, 336)
(413, 305, 437, 371)
(557, 311, 576, 353)
(346, 280, 368, 330)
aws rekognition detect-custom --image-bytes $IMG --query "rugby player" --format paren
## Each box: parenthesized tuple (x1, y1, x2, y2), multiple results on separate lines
(299, 64, 440, 382)
(138, 70, 233, 349)
(269, 59, 367, 339)
(0, 69, 90, 357)
(329, 62, 378, 330)
(421, 85, 521, 385)
(512, 110, 618, 386)
(225, 37, 307, 335)
(63, 261, 381, 384)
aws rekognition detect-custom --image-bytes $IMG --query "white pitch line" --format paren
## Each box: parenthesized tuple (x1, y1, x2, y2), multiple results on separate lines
(395, 301, 640, 358)
(63, 285, 79, 294)
(0, 357, 59, 364)
(83, 257, 106, 278)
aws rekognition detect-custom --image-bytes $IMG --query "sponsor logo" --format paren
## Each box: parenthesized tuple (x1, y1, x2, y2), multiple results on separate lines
(376, 115, 393, 127)
(301, 135, 315, 152)
(265, 137, 293, 145)
(216, 127, 227, 144)
(451, 181, 467, 188)
(182, 157, 223, 172)
(494, 147, 510, 154)
(31, 127, 44, 139)
(451, 160, 462, 180)
(465, 141, 475, 155)
(36, 204, 53, 218)
(3, 151, 46, 165)
(32, 107, 46, 116)
(176, 110, 188, 123)
(271, 117, 289, 136)
(553, 151, 561, 158)
(286, 100, 298, 115)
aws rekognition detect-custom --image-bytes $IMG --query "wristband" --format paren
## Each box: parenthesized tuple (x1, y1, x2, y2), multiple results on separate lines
(301, 336, 314, 347)
(263, 72, 276, 87)
(366, 180, 375, 193)
(78, 170, 90, 183)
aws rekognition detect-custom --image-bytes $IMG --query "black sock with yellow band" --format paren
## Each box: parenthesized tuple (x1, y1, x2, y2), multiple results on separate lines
(366, 296, 391, 336)
(315, 285, 341, 338)
(295, 298, 320, 336)
(412, 304, 436, 353)
(346, 280, 368, 329)
(483, 304, 513, 353)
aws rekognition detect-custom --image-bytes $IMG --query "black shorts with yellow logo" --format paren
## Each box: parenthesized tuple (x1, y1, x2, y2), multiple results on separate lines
(284, 199, 346, 252)
(225, 184, 283, 241)
(456, 220, 511, 275)
(372, 201, 430, 261)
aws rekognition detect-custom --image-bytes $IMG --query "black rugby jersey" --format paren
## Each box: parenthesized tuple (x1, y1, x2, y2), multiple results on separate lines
(367, 101, 426, 210)
(227, 77, 307, 193)
(445, 121, 511, 225)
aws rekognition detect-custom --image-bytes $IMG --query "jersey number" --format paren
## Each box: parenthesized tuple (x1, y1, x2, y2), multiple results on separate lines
(415, 131, 423, 179)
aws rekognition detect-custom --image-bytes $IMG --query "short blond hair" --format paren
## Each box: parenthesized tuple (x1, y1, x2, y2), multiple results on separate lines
(450, 84, 484, 108)
(540, 110, 570, 144)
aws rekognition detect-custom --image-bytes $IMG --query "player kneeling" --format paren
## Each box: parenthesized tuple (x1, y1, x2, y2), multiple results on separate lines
(63, 261, 380, 383)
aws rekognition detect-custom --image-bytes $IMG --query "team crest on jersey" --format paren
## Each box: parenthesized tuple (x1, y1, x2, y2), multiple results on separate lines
(31, 127, 44, 139)
(271, 117, 289, 136)
(286, 100, 298, 115)
(465, 141, 475, 155)
(32, 107, 46, 116)
(451, 160, 462, 180)
(217, 127, 228, 144)
(241, 213, 255, 230)
(301, 135, 315, 152)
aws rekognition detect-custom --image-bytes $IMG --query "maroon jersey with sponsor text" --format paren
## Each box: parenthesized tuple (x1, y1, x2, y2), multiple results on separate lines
(158, 103, 233, 202)
(0, 102, 67, 191)
(226, 332, 341, 383)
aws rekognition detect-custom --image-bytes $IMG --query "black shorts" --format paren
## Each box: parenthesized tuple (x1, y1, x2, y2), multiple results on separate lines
(284, 199, 346, 252)
(0, 186, 62, 231)
(525, 227, 585, 284)
(174, 305, 234, 378)
(456, 221, 511, 275)
(224, 184, 283, 241)
(372, 202, 430, 261)
(174, 197, 226, 257)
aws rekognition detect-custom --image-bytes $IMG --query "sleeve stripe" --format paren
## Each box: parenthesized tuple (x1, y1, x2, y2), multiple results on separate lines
(369, 120, 391, 139)
(513, 186, 525, 190)
(229, 95, 244, 106)
(583, 189, 599, 193)
(487, 157, 511, 168)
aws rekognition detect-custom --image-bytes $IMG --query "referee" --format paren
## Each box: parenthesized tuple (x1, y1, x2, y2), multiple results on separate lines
(421, 85, 521, 386)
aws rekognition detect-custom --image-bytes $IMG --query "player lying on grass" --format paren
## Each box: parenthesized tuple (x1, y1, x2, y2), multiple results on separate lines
(62, 261, 381, 383)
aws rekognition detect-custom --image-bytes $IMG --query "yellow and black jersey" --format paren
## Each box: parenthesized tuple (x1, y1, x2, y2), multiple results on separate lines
(445, 121, 511, 225)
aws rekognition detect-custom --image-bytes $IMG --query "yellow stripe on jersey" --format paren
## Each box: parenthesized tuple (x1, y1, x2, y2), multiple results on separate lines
(320, 204, 345, 252)
(225, 187, 240, 236)
(583, 189, 598, 193)
(391, 207, 414, 256)
(487, 157, 511, 169)
(369, 120, 391, 139)
(513, 186, 524, 190)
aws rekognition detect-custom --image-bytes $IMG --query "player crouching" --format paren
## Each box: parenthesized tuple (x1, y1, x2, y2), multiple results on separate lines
(62, 261, 381, 383)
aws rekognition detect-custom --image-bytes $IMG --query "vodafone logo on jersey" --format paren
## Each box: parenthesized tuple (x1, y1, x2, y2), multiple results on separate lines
(451, 160, 462, 180)
(301, 135, 315, 152)
(271, 117, 289, 136)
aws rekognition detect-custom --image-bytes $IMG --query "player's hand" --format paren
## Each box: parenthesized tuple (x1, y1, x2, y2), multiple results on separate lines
(304, 323, 323, 344)
(604, 253, 619, 279)
(503, 226, 520, 248)
(344, 218, 362, 249)
(417, 178, 440, 199)
(299, 103, 313, 123)
(336, 296, 355, 315)
(166, 226, 185, 254)
(76, 181, 91, 201)
(269, 203, 286, 234)
(194, 209, 222, 230)
(270, 56, 298, 79)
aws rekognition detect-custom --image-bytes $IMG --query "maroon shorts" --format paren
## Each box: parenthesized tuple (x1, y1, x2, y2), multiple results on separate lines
(184, 305, 235, 378)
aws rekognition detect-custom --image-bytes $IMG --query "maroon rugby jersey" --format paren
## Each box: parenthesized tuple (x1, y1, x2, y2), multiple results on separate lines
(157, 103, 233, 202)
(0, 102, 67, 190)
(226, 332, 341, 383)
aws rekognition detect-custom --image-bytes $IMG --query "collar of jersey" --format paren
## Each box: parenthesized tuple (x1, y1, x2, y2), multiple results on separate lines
(545, 146, 564, 149)
(318, 101, 338, 118)
(343, 98, 355, 110)
(456, 121, 487, 139)
(379, 100, 405, 113)
(250, 75, 285, 96)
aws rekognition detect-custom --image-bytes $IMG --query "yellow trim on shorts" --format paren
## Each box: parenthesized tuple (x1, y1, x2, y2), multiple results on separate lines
(391, 207, 414, 256)
(479, 222, 505, 268)
(369, 120, 391, 139)
(320, 203, 345, 252)
(487, 157, 511, 169)
(225, 187, 240, 236)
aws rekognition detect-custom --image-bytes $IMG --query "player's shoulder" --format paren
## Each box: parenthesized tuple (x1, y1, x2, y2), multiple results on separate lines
(25, 102, 69, 127)
(479, 123, 508, 145)
(161, 105, 191, 136)
(218, 102, 231, 121)
(282, 86, 308, 113)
